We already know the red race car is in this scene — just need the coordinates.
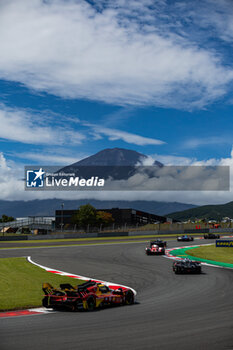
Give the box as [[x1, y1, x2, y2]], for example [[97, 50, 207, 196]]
[[42, 280, 135, 311], [145, 244, 165, 255]]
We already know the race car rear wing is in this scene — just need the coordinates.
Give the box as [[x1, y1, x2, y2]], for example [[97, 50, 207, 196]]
[[77, 280, 97, 291], [42, 280, 98, 296], [42, 283, 54, 295], [60, 283, 76, 291]]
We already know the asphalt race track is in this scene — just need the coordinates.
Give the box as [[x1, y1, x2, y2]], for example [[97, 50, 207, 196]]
[[1, 239, 233, 350]]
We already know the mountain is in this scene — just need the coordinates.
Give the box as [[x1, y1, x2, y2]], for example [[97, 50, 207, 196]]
[[67, 148, 162, 166], [0, 199, 196, 218], [168, 201, 233, 221], [59, 148, 163, 180]]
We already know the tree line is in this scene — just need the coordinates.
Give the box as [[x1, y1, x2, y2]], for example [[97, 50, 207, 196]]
[[0, 214, 14, 223], [71, 204, 114, 228]]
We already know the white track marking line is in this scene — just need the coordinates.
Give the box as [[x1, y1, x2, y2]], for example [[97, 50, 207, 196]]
[[27, 256, 137, 295]]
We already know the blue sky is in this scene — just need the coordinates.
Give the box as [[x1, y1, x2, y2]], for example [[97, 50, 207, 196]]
[[0, 0, 233, 204]]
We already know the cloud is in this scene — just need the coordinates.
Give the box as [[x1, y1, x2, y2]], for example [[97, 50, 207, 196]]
[[183, 136, 231, 149], [0, 104, 164, 147], [0, 0, 232, 109], [86, 124, 165, 146], [13, 152, 84, 165], [148, 154, 196, 166], [0, 104, 85, 145], [179, 0, 233, 43], [101, 165, 228, 191], [0, 153, 24, 199]]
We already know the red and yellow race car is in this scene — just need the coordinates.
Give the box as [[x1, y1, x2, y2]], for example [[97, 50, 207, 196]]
[[42, 280, 135, 311]]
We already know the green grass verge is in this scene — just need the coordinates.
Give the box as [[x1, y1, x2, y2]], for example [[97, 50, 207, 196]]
[[188, 245, 233, 265], [0, 257, 85, 311]]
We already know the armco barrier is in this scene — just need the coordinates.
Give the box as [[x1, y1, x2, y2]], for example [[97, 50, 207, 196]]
[[216, 240, 233, 247], [28, 234, 65, 240], [210, 228, 233, 233], [160, 230, 185, 235], [129, 230, 159, 236], [0, 235, 28, 241], [28, 231, 128, 240], [184, 228, 209, 233], [98, 231, 128, 237], [28, 233, 98, 240], [66, 232, 98, 239]]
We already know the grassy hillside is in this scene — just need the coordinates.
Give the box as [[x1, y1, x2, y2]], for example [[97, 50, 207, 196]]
[[168, 201, 233, 221]]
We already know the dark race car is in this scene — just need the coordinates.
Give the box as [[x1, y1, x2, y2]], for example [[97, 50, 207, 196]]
[[177, 235, 194, 242], [150, 239, 167, 248], [204, 233, 220, 239], [173, 258, 202, 274], [42, 280, 135, 311], [145, 244, 165, 255]]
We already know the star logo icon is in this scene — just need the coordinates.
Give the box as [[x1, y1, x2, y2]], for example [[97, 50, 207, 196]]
[[33, 168, 45, 181]]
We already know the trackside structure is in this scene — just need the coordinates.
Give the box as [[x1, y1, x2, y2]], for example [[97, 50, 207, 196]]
[[55, 208, 174, 230]]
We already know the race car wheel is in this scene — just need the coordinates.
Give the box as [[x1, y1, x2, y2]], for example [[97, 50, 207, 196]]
[[70, 303, 76, 312], [86, 296, 96, 311], [174, 267, 180, 274], [42, 296, 49, 308], [125, 290, 134, 305], [75, 298, 84, 311]]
